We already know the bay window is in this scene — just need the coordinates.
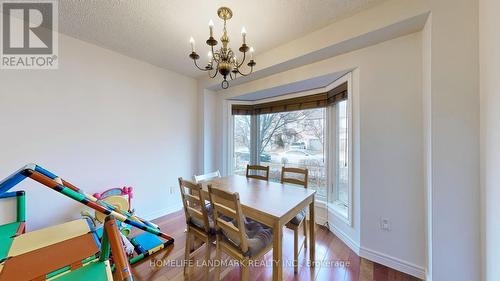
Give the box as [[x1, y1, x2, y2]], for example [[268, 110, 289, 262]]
[[229, 79, 351, 220]]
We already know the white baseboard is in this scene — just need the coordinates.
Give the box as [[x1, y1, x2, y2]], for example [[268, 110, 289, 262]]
[[142, 203, 183, 221], [316, 202, 426, 280], [359, 246, 426, 280], [314, 202, 360, 254], [328, 222, 360, 254]]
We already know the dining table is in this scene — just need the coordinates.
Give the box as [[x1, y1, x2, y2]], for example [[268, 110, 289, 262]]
[[200, 175, 316, 281]]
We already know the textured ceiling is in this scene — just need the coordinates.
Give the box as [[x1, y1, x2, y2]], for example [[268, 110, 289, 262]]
[[59, 0, 385, 77]]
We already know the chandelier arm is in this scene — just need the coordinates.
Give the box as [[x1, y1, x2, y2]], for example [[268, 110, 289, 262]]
[[193, 59, 210, 71], [236, 51, 247, 68], [236, 65, 254, 77], [209, 69, 218, 79], [211, 46, 220, 63], [213, 55, 220, 64], [209, 62, 219, 78]]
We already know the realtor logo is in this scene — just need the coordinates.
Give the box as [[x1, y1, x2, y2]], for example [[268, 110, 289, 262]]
[[1, 0, 58, 69]]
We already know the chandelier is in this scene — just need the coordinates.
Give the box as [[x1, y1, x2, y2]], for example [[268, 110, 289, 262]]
[[188, 7, 256, 89]]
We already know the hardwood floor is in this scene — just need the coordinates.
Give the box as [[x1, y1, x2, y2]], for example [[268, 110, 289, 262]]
[[129, 210, 421, 281]]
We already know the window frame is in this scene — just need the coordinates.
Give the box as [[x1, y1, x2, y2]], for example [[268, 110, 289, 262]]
[[326, 74, 353, 225], [336, 100, 349, 206]]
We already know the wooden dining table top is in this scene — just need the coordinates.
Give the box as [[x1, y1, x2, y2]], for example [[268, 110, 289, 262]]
[[199, 175, 316, 221]]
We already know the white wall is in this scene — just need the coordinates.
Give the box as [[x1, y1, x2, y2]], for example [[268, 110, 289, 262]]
[[480, 0, 500, 280], [422, 14, 433, 280], [357, 33, 424, 277], [0, 33, 198, 230], [427, 1, 480, 280], [201, 89, 221, 174]]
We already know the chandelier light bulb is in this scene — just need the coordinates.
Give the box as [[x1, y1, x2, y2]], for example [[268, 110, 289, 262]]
[[208, 20, 214, 37], [250, 47, 254, 59], [241, 26, 247, 44], [189, 37, 195, 52]]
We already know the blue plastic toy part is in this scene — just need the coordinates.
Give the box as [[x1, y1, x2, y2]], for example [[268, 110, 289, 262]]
[[130, 232, 164, 254]]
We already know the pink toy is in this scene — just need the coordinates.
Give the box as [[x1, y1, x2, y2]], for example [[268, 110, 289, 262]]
[[93, 187, 133, 212]]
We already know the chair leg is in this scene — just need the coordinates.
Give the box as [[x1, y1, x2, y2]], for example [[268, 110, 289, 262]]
[[204, 238, 211, 281], [184, 232, 192, 276], [241, 262, 250, 281], [214, 237, 222, 281], [294, 227, 299, 274], [303, 219, 308, 249]]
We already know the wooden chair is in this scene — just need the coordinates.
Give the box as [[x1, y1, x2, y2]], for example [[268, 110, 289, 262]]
[[245, 164, 270, 181], [194, 170, 221, 183], [281, 167, 309, 274], [208, 185, 274, 281], [178, 177, 215, 280]]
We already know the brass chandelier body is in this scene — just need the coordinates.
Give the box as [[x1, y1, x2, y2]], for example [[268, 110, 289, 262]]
[[189, 7, 255, 89]]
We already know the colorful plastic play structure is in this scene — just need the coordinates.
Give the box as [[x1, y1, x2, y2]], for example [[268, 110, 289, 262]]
[[0, 163, 175, 280], [0, 214, 132, 281], [83, 185, 171, 263]]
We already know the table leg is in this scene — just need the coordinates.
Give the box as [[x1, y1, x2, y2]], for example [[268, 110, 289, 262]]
[[272, 221, 283, 281], [309, 200, 315, 266]]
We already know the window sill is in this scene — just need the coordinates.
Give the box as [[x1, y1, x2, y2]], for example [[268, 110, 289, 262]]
[[313, 199, 350, 226], [327, 201, 350, 226]]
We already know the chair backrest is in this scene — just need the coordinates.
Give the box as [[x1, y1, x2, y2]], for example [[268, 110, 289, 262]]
[[280, 167, 308, 188], [178, 177, 210, 233], [246, 164, 270, 181], [194, 170, 221, 183], [207, 185, 249, 254]]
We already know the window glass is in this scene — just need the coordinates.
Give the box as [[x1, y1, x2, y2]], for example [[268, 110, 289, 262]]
[[336, 100, 349, 205], [233, 115, 251, 176], [257, 109, 326, 198]]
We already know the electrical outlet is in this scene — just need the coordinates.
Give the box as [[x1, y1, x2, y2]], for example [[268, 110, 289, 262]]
[[380, 217, 391, 231]]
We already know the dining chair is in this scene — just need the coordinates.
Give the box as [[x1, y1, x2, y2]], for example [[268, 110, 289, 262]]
[[194, 170, 221, 183], [207, 185, 274, 281], [245, 164, 270, 181], [178, 177, 215, 280], [280, 166, 309, 274]]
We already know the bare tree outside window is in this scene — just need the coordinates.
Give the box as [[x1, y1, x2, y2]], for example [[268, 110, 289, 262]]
[[233, 108, 327, 198]]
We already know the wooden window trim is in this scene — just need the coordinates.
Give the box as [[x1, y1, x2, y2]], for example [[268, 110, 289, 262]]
[[232, 82, 347, 115]]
